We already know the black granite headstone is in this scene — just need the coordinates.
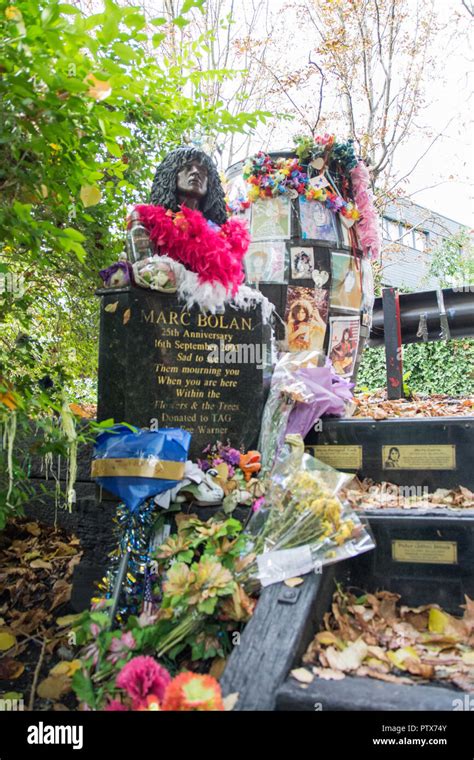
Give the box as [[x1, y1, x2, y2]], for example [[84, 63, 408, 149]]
[[97, 286, 271, 458]]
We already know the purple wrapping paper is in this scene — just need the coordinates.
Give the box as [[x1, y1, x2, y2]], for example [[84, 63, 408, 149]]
[[285, 365, 354, 439]]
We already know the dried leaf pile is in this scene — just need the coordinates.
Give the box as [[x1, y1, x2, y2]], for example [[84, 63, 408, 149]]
[[298, 588, 474, 691], [354, 391, 474, 420], [341, 478, 474, 511], [0, 518, 82, 708]]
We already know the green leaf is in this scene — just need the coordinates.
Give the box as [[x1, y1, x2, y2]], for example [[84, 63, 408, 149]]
[[181, 0, 206, 12], [71, 670, 96, 708], [173, 16, 190, 29], [152, 33, 166, 47], [197, 597, 217, 615]]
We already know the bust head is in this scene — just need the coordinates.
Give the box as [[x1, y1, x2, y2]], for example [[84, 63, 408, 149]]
[[150, 146, 227, 225]]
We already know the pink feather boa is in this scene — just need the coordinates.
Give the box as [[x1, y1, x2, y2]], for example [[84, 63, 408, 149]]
[[350, 161, 381, 260], [135, 204, 249, 294]]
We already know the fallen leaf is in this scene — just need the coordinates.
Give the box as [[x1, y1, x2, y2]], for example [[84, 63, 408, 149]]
[[30, 559, 53, 570], [0, 658, 24, 680], [312, 666, 345, 681], [56, 614, 82, 628], [223, 692, 239, 711], [325, 639, 368, 672], [284, 577, 304, 588], [290, 667, 314, 684], [315, 631, 343, 647], [104, 301, 119, 314], [25, 523, 41, 536], [0, 632, 16, 651], [123, 308, 131, 325], [50, 659, 82, 678], [209, 657, 227, 680], [37, 674, 72, 700], [49, 579, 71, 611]]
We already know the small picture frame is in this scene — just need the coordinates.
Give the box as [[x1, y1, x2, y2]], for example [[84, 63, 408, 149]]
[[244, 241, 288, 284], [285, 286, 328, 352], [328, 316, 361, 378], [329, 251, 362, 313], [250, 197, 291, 240], [290, 246, 314, 279], [299, 198, 337, 243]]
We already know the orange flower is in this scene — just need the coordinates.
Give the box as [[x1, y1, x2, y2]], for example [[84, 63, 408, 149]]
[[162, 672, 224, 711], [239, 451, 261, 482]]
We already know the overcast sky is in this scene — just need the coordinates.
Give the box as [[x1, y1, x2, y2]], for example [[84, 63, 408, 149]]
[[395, 0, 473, 226]]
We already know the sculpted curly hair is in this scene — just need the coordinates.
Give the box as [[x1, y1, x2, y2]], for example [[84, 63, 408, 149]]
[[150, 146, 228, 225]]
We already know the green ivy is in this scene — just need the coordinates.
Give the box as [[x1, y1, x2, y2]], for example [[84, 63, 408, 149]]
[[357, 339, 474, 396]]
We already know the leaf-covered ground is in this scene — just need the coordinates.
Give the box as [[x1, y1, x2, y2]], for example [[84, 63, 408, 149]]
[[354, 391, 474, 419], [293, 588, 474, 692], [0, 518, 82, 710], [342, 479, 474, 510]]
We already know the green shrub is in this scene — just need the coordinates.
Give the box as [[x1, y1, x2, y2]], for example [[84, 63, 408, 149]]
[[357, 339, 474, 396]]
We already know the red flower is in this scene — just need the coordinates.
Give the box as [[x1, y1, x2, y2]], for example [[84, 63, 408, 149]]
[[105, 699, 129, 711], [116, 656, 171, 710], [162, 672, 224, 711]]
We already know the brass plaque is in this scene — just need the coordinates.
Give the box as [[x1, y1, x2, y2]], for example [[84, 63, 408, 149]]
[[392, 540, 458, 565], [382, 445, 456, 470], [306, 445, 362, 470]]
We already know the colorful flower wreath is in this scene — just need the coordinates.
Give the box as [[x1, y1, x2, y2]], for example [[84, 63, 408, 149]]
[[242, 148, 360, 221]]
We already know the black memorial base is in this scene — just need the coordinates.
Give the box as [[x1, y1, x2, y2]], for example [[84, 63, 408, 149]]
[[305, 416, 474, 490], [221, 512, 474, 710], [97, 286, 271, 459]]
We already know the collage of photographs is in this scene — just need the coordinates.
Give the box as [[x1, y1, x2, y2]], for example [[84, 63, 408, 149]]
[[242, 192, 363, 379]]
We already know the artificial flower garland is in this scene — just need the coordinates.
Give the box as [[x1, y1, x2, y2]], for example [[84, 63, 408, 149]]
[[241, 149, 360, 221], [135, 203, 249, 295]]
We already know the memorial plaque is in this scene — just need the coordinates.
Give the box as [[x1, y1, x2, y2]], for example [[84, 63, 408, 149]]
[[97, 287, 271, 458]]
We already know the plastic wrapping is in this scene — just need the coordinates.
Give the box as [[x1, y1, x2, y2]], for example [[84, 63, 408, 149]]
[[257, 350, 326, 475], [240, 434, 375, 588], [132, 256, 178, 293], [257, 350, 353, 475], [361, 256, 375, 329], [91, 424, 191, 512]]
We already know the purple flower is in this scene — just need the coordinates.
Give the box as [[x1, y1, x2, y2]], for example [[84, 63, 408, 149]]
[[107, 631, 136, 664], [225, 448, 241, 466], [99, 261, 132, 288], [252, 496, 265, 513]]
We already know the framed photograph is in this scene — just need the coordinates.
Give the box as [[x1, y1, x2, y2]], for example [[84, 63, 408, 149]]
[[285, 286, 328, 352], [250, 197, 291, 240], [299, 198, 337, 243], [328, 316, 360, 378], [290, 246, 314, 279], [329, 251, 362, 312], [341, 217, 360, 248], [244, 241, 288, 284]]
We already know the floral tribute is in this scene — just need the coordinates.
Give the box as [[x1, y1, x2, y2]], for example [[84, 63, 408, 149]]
[[70, 511, 256, 710], [241, 135, 361, 223], [105, 656, 224, 711], [197, 441, 264, 512]]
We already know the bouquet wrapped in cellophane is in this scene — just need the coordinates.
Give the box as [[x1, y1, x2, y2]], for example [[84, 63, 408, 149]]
[[257, 350, 355, 477], [238, 434, 375, 589]]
